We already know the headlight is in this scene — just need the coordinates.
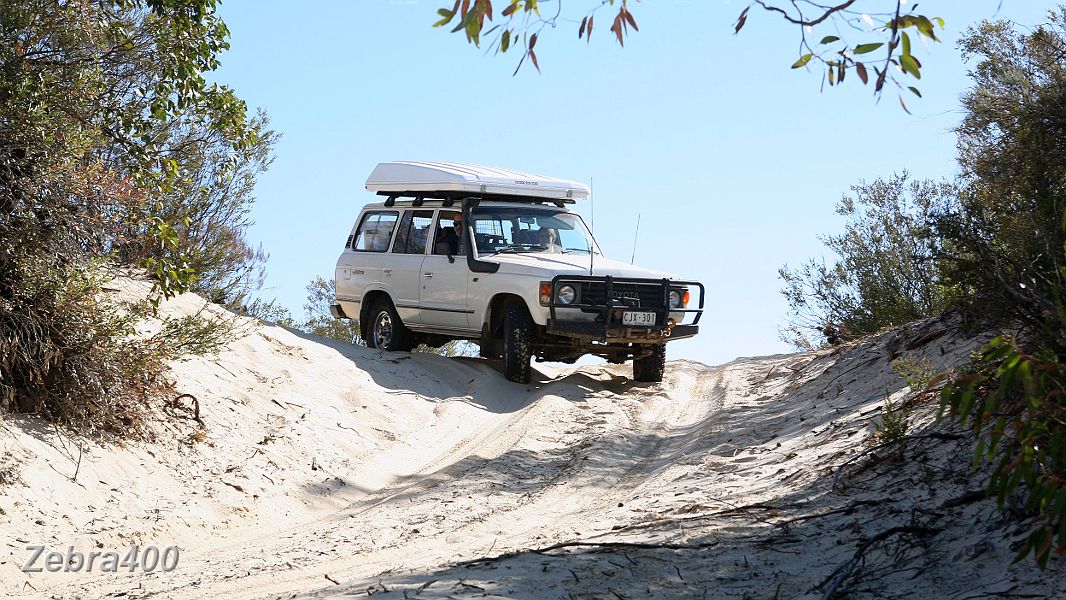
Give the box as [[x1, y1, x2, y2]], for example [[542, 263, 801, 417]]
[[557, 285, 576, 305], [669, 289, 690, 309]]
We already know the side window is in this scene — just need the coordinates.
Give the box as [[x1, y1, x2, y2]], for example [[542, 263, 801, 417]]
[[352, 211, 398, 252], [432, 211, 465, 255], [393, 210, 434, 255]]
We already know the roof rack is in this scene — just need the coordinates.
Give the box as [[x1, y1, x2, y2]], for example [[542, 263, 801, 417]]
[[366, 161, 589, 204], [379, 191, 571, 208]]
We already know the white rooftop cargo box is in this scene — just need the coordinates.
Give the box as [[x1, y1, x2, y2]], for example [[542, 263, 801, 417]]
[[365, 161, 590, 201]]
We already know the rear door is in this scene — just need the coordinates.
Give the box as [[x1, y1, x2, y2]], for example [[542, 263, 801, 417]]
[[387, 209, 434, 325]]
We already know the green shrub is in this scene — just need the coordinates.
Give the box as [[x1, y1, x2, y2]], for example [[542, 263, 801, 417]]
[[941, 337, 1066, 568], [779, 173, 959, 348], [876, 395, 911, 444], [892, 354, 938, 392], [2, 266, 143, 434], [0, 265, 232, 436], [934, 11, 1066, 569], [241, 297, 295, 325], [153, 310, 248, 357], [298, 276, 362, 346]]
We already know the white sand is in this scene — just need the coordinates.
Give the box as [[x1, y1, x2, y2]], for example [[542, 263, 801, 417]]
[[1, 279, 1062, 598]]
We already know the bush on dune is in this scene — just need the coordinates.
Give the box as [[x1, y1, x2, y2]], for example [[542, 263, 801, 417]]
[[0, 1, 271, 435]]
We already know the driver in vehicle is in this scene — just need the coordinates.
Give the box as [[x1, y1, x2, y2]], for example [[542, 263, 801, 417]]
[[434, 211, 465, 258]]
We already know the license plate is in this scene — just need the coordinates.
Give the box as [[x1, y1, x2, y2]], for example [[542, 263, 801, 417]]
[[622, 311, 656, 326]]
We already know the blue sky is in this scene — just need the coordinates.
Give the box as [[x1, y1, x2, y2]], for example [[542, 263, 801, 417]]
[[212, 1, 1055, 366]]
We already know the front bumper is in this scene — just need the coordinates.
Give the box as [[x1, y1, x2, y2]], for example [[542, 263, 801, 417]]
[[546, 318, 699, 342], [545, 275, 704, 343]]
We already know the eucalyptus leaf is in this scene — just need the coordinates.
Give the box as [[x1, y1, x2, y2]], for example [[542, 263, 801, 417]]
[[791, 53, 813, 69], [853, 42, 884, 55]]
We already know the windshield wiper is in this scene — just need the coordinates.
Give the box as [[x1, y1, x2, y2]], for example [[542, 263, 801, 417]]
[[484, 244, 533, 256]]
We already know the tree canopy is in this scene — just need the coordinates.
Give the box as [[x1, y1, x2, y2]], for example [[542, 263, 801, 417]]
[[432, 1, 943, 109]]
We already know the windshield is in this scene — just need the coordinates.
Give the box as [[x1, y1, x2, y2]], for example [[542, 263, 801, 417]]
[[470, 206, 601, 256]]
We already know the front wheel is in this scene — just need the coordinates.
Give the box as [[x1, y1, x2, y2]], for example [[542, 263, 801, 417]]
[[367, 298, 414, 352], [502, 302, 533, 384], [633, 343, 666, 383]]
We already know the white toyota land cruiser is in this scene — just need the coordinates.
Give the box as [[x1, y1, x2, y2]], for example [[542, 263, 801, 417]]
[[332, 161, 704, 384]]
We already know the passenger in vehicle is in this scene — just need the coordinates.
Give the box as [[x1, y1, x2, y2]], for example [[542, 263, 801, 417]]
[[535, 227, 561, 252], [413, 225, 429, 253], [368, 227, 390, 251]]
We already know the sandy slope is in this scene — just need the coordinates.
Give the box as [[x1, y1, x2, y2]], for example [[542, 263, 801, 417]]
[[1, 280, 1063, 599]]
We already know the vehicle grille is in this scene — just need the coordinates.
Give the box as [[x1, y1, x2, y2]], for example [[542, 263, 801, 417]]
[[579, 282, 665, 308]]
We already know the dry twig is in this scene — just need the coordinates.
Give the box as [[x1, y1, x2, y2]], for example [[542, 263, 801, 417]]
[[814, 525, 939, 599]]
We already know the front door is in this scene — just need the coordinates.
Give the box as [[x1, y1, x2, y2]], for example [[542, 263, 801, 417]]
[[419, 210, 472, 330]]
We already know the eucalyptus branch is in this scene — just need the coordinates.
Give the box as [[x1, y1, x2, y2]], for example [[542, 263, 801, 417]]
[[753, 0, 858, 27]]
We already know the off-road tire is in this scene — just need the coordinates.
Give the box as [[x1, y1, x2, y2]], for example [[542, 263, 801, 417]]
[[502, 302, 533, 384], [367, 298, 414, 352], [633, 343, 666, 383]]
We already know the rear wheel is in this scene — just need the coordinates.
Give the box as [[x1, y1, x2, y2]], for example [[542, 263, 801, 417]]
[[367, 298, 414, 352], [502, 302, 533, 384], [633, 343, 666, 383]]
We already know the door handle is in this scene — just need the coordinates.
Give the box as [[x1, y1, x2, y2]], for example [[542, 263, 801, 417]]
[[423, 272, 433, 278], [383, 269, 392, 276]]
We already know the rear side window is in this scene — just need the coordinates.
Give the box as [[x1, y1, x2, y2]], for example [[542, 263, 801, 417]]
[[351, 211, 398, 252], [393, 210, 435, 255]]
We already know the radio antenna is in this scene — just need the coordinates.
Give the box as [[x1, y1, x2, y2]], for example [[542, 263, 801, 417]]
[[588, 178, 595, 276], [630, 213, 641, 265], [589, 239, 594, 275]]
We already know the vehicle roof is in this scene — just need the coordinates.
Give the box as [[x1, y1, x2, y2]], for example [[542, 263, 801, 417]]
[[365, 161, 590, 201]]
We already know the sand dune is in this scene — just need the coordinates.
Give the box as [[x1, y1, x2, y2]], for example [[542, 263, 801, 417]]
[[1, 282, 1063, 599]]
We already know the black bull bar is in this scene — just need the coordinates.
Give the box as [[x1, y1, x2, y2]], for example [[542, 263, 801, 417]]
[[546, 275, 705, 342]]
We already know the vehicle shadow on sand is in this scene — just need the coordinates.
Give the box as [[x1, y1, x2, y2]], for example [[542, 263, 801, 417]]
[[281, 325, 655, 414]]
